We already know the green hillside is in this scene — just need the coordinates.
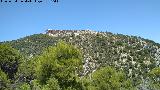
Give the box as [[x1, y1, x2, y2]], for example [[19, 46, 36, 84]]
[[0, 30, 160, 90]]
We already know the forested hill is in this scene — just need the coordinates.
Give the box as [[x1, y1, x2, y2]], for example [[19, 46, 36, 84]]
[[1, 30, 160, 90], [2, 30, 160, 75]]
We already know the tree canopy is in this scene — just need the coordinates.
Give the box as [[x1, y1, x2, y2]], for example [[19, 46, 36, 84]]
[[0, 44, 22, 79], [34, 41, 83, 89]]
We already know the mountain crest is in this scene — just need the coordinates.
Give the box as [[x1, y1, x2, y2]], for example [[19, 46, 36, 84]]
[[45, 29, 98, 37]]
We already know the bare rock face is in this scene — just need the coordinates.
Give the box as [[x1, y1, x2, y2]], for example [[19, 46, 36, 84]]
[[45, 29, 98, 37]]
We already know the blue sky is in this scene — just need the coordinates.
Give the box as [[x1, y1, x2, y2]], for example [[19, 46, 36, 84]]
[[0, 0, 160, 43]]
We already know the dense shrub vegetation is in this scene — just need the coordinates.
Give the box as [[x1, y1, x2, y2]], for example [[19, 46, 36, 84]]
[[0, 30, 160, 90]]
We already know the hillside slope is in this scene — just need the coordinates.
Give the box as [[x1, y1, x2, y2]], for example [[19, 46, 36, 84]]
[[1, 30, 160, 83]]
